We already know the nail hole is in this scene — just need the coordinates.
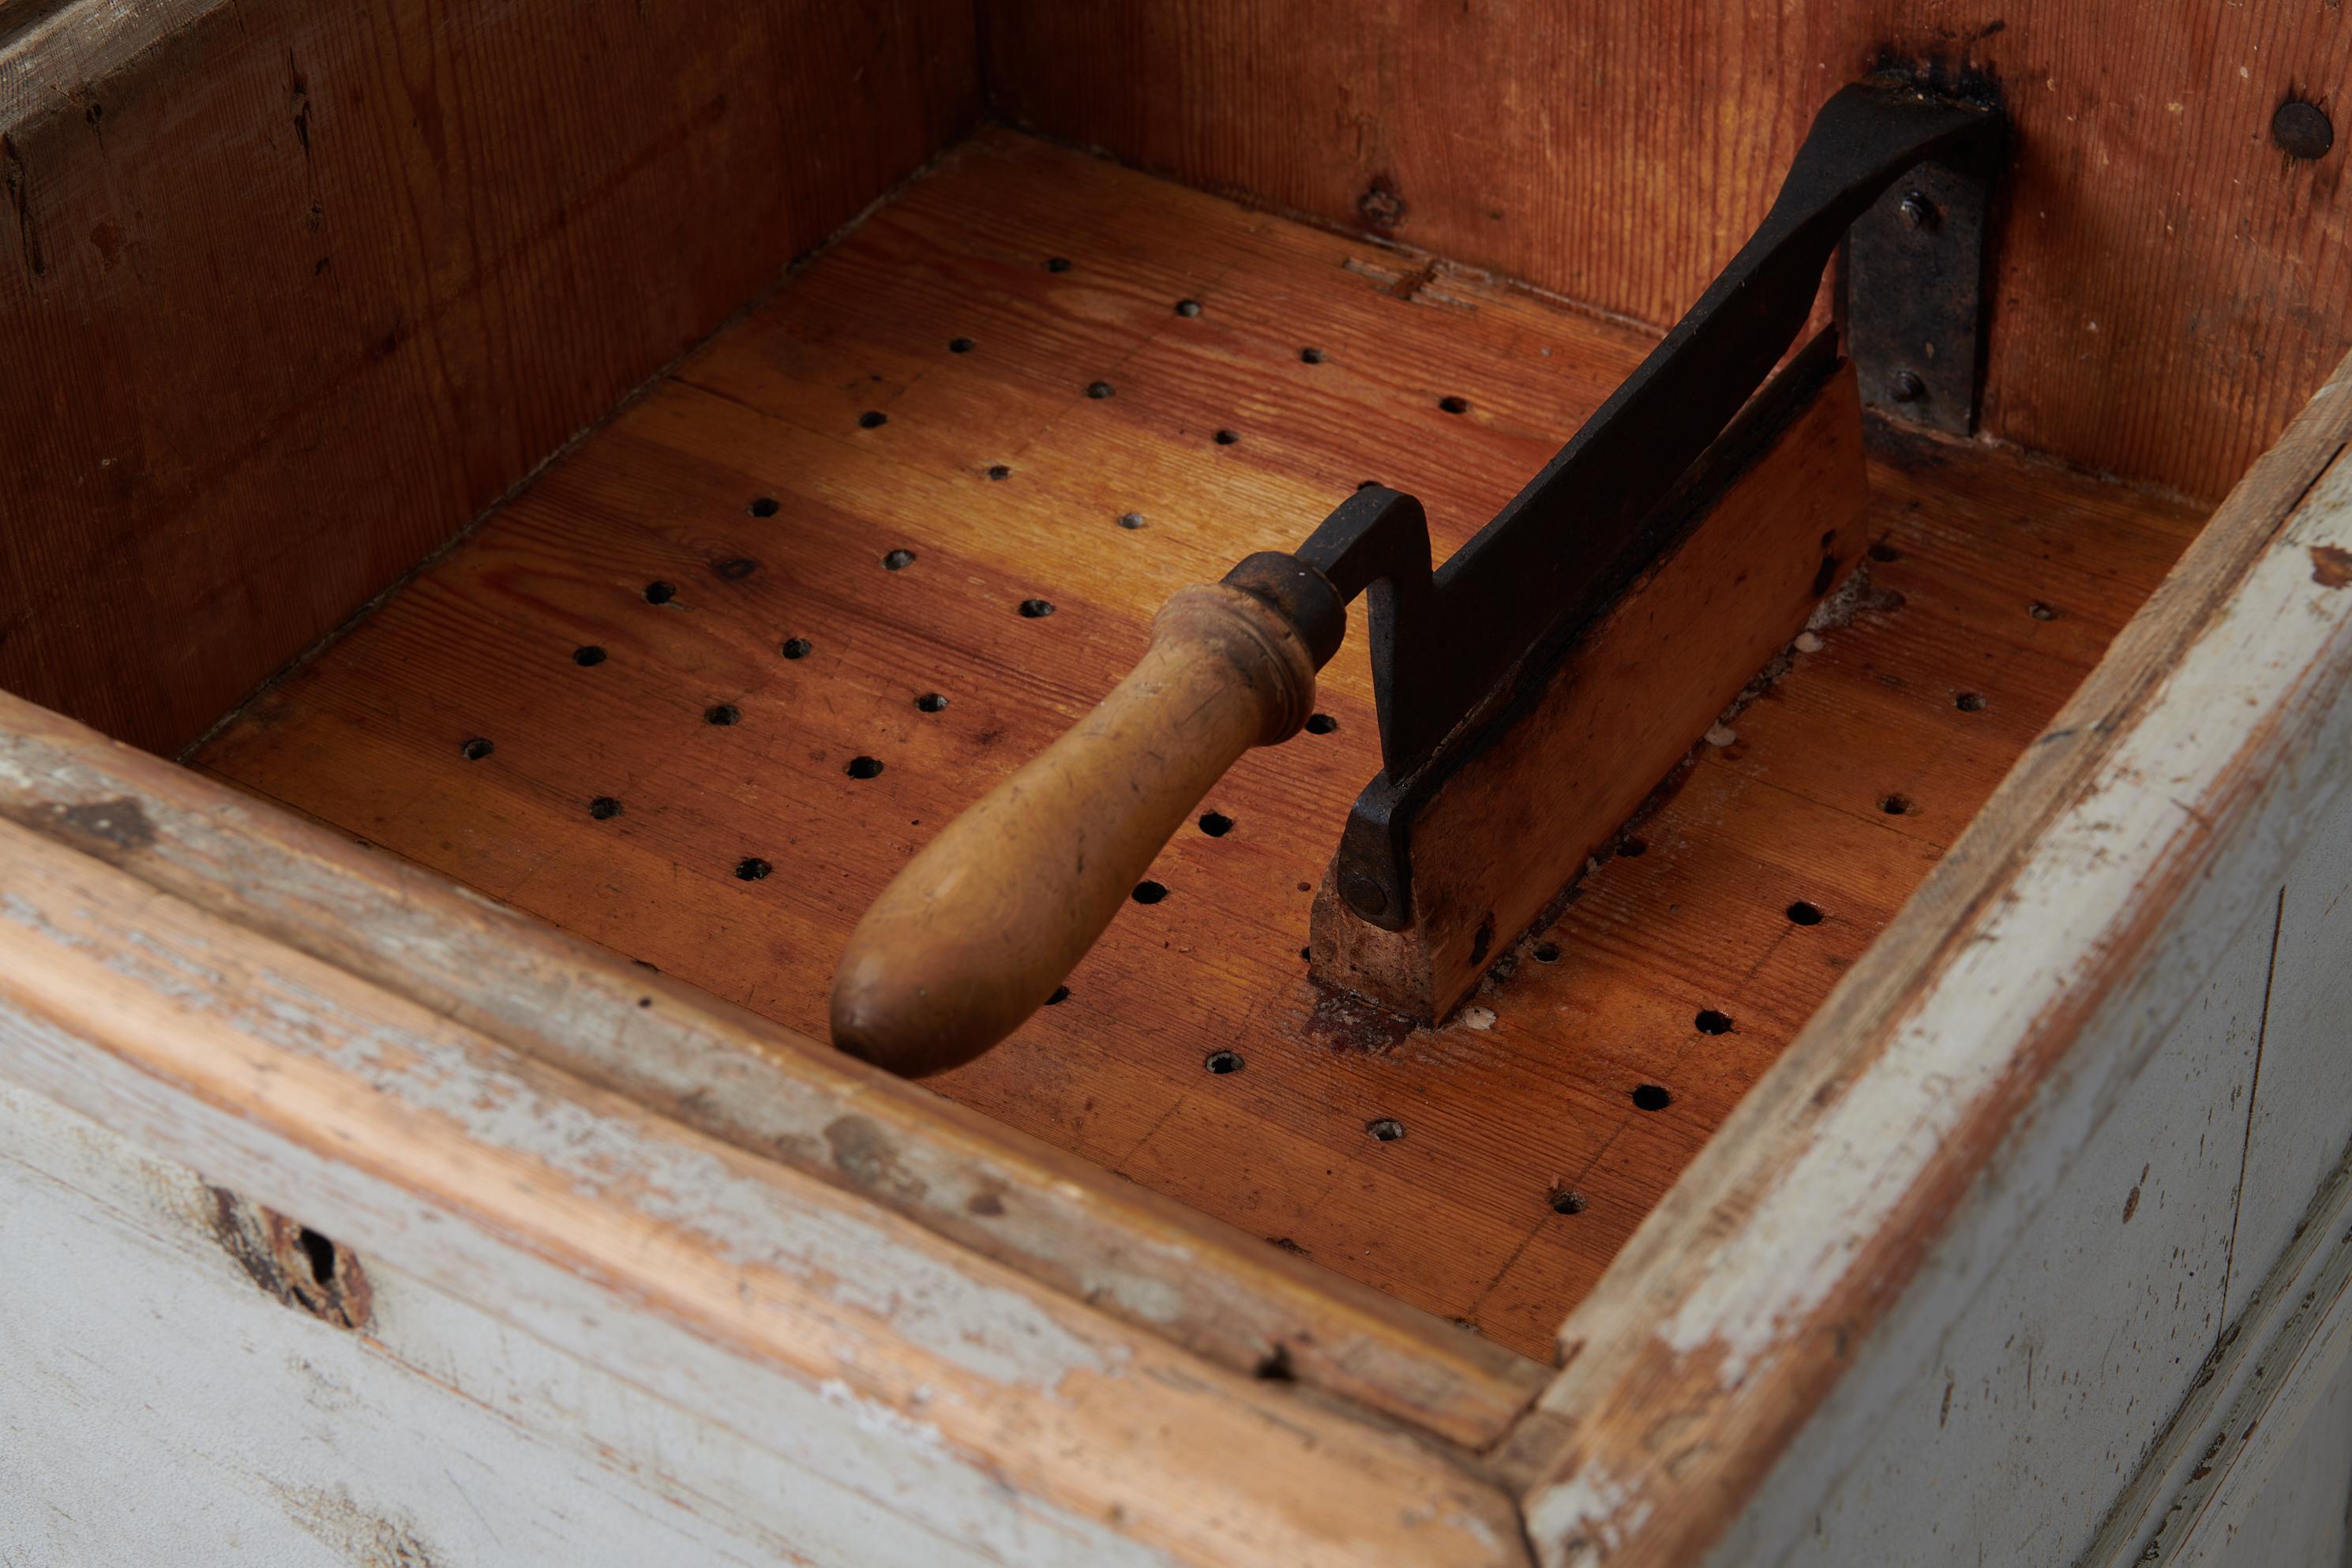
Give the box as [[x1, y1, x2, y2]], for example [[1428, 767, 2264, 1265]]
[[1881, 793, 1914, 816], [846, 756, 884, 779], [713, 557, 758, 581], [1045, 256, 1072, 272], [572, 645, 606, 666], [589, 796, 622, 820], [987, 463, 1012, 480], [748, 497, 780, 518], [2028, 601, 2058, 621], [1300, 347, 1326, 364], [298, 1225, 338, 1285], [1198, 810, 1234, 837], [1304, 713, 1337, 734], [1532, 941, 1562, 963], [883, 549, 917, 570], [1131, 880, 1168, 904], [1175, 298, 1202, 317], [1254, 1345, 1296, 1382], [1214, 429, 1240, 445], [734, 857, 771, 880], [1300, 946, 1311, 961], [1547, 1188, 1587, 1216], [643, 580, 676, 604], [1366, 1117, 1405, 1142], [1955, 692, 1986, 712], [1694, 1009, 1734, 1035], [1117, 511, 1146, 530], [1619, 835, 1649, 857], [460, 737, 493, 761], [1869, 541, 1900, 563], [1438, 395, 1469, 415], [1206, 1049, 1244, 1075], [1018, 598, 1056, 618], [914, 692, 949, 713], [704, 703, 740, 726], [858, 411, 887, 430], [1631, 1084, 1673, 1112], [1046, 985, 1071, 1005], [948, 336, 975, 353], [1086, 381, 1114, 400], [781, 637, 813, 659], [1786, 900, 1824, 925]]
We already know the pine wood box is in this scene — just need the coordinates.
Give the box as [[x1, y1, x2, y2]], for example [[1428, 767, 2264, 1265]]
[[6, 4, 2352, 1565]]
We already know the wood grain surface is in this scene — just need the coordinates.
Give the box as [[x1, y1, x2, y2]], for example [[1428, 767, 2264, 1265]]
[[193, 129, 2205, 1359], [983, 0, 2352, 503], [0, 0, 975, 755]]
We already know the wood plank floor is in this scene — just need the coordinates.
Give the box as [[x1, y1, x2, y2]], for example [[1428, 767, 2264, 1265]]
[[194, 129, 2206, 1360]]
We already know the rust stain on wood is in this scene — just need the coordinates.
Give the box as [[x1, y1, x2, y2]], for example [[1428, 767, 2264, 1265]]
[[2310, 545, 2352, 587]]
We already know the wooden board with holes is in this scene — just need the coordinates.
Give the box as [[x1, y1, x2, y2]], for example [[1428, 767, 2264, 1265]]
[[192, 129, 2204, 1360]]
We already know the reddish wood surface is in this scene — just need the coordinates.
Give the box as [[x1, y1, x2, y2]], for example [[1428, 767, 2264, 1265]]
[[984, 0, 2352, 504], [194, 130, 2204, 1358], [1, 0, 975, 755]]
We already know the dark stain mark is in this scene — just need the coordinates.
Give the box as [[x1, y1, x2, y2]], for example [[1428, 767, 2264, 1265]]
[[1940, 1379, 1954, 1426], [1268, 1236, 1311, 1256], [965, 1186, 1007, 1217], [2124, 1161, 2150, 1223], [2311, 545, 2352, 587], [6, 133, 45, 278], [5, 796, 157, 865], [289, 51, 312, 158], [1469, 912, 1496, 966], [207, 1186, 372, 1330], [712, 556, 758, 581], [1358, 175, 1406, 231], [823, 1114, 928, 1204], [1300, 981, 1419, 1054]]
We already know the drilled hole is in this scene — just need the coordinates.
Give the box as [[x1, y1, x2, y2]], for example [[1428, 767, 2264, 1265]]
[[1304, 713, 1337, 734], [1086, 381, 1114, 400], [987, 463, 1012, 481], [915, 692, 948, 713], [1214, 429, 1240, 445], [1131, 880, 1168, 905], [858, 411, 887, 430], [1175, 298, 1202, 317], [1045, 256, 1072, 272], [1547, 1189, 1587, 1216], [781, 637, 813, 659], [1117, 511, 1146, 530], [1694, 1009, 1734, 1035], [643, 580, 676, 604], [1631, 1084, 1673, 1112], [1619, 836, 1649, 857], [734, 857, 771, 880], [1018, 598, 1056, 618], [1046, 985, 1071, 1006], [1198, 810, 1234, 837], [713, 557, 757, 581], [1955, 692, 1986, 712], [2028, 600, 2059, 621], [1532, 941, 1562, 963], [1206, 1049, 1244, 1075], [460, 737, 493, 761], [1300, 347, 1326, 364], [298, 1225, 338, 1285], [883, 549, 917, 570], [1868, 540, 1900, 562], [589, 796, 622, 820], [1439, 395, 1469, 415], [748, 497, 779, 518], [572, 645, 606, 666], [1366, 1117, 1405, 1142], [1255, 1345, 1297, 1382], [1881, 793, 1914, 816], [1786, 900, 1824, 926], [704, 703, 740, 726], [846, 756, 884, 779], [948, 336, 975, 353]]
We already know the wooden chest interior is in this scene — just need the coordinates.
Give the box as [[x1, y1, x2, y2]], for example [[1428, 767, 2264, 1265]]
[[6, 0, 2324, 1368]]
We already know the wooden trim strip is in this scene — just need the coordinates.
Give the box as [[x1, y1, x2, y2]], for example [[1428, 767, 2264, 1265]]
[[0, 688, 1545, 1447], [0, 815, 1529, 1568], [1508, 357, 2352, 1564]]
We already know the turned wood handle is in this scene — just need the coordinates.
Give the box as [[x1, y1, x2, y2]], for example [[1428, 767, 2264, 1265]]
[[831, 583, 1319, 1077]]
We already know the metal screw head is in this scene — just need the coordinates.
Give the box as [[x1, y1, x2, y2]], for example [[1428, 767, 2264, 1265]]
[[1888, 370, 1927, 404], [2275, 99, 2335, 160], [1340, 872, 1390, 918], [1897, 190, 1937, 229]]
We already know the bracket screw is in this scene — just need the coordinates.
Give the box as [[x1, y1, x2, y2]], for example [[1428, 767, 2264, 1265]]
[[1340, 872, 1390, 918], [2274, 99, 2335, 161], [1888, 370, 1927, 404], [1897, 191, 1937, 230]]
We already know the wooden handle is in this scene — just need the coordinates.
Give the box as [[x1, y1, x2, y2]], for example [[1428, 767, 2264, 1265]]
[[831, 583, 1318, 1077]]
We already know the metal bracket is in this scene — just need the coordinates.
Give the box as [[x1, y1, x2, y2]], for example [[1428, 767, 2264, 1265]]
[[1221, 75, 2005, 930]]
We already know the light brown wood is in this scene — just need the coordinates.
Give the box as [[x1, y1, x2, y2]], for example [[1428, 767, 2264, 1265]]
[[0, 684, 1543, 1447], [0, 0, 975, 755], [1313, 350, 1868, 1022], [192, 129, 2205, 1359], [835, 582, 1319, 1075], [982, 1, 2352, 502]]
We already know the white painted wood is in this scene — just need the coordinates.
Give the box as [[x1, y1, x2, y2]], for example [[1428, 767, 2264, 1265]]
[[2188, 1354, 2352, 1568]]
